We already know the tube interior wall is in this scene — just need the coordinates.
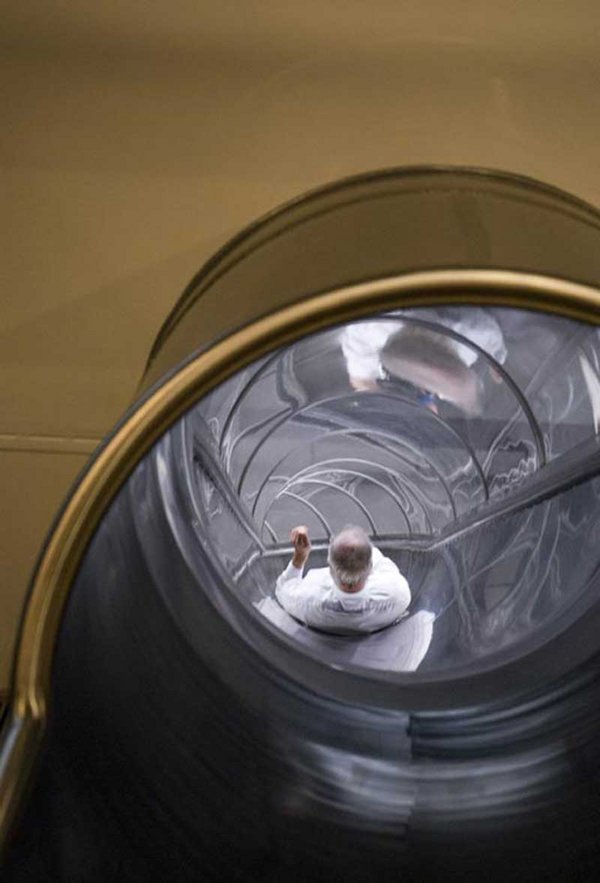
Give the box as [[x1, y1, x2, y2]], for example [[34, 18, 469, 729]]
[[6, 305, 600, 882], [181, 305, 600, 676]]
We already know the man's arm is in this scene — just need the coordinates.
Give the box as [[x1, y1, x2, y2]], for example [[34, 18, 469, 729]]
[[275, 526, 313, 620], [290, 525, 311, 569]]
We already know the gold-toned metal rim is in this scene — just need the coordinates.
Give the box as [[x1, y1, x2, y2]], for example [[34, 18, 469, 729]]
[[1, 268, 600, 846], [147, 164, 600, 370]]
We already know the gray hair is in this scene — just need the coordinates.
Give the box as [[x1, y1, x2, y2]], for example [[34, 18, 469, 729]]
[[328, 525, 373, 588]]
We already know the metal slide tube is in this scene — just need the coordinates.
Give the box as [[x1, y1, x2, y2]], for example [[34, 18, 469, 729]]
[[2, 168, 600, 882]]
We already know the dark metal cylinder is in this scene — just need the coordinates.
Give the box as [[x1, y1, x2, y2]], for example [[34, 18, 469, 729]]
[[2, 168, 600, 882]]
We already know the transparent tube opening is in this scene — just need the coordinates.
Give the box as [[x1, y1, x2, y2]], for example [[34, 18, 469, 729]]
[[128, 303, 600, 680]]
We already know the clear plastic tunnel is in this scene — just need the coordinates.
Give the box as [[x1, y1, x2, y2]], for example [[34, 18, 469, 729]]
[[174, 305, 600, 676], [3, 168, 600, 882]]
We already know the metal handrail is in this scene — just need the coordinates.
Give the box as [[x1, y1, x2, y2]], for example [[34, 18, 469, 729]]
[[236, 390, 490, 500], [268, 428, 461, 518], [275, 477, 378, 533], [263, 465, 416, 536]]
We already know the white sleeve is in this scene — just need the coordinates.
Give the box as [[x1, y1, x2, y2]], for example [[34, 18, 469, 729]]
[[275, 564, 332, 625], [275, 562, 311, 621], [339, 321, 401, 381], [275, 561, 304, 593], [444, 309, 508, 367]]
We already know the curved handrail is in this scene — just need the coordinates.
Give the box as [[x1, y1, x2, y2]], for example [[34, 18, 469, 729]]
[[236, 390, 490, 501], [274, 477, 378, 534], [276, 490, 333, 538], [293, 428, 461, 519], [264, 465, 421, 536], [210, 314, 545, 484]]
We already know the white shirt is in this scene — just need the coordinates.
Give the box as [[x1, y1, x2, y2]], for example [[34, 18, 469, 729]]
[[275, 547, 411, 635]]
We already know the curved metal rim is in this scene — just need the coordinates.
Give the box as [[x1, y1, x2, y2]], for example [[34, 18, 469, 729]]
[[2, 269, 600, 846], [145, 164, 600, 373]]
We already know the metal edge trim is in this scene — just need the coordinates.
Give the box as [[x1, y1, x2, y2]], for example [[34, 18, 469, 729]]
[[145, 165, 600, 372], [1, 268, 599, 849]]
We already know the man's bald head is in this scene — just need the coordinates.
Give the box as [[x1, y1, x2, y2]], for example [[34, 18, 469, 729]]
[[328, 526, 373, 592]]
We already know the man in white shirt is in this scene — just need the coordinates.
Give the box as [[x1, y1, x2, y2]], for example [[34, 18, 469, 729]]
[[340, 307, 507, 414], [275, 524, 411, 635], [340, 307, 507, 386]]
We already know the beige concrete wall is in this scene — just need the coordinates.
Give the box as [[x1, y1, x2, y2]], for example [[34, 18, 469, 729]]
[[2, 1, 600, 690]]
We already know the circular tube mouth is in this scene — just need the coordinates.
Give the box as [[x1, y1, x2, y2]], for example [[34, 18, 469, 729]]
[[166, 308, 593, 682], [7, 272, 600, 724]]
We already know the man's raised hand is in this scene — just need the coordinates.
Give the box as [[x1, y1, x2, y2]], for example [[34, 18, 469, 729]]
[[290, 525, 311, 569]]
